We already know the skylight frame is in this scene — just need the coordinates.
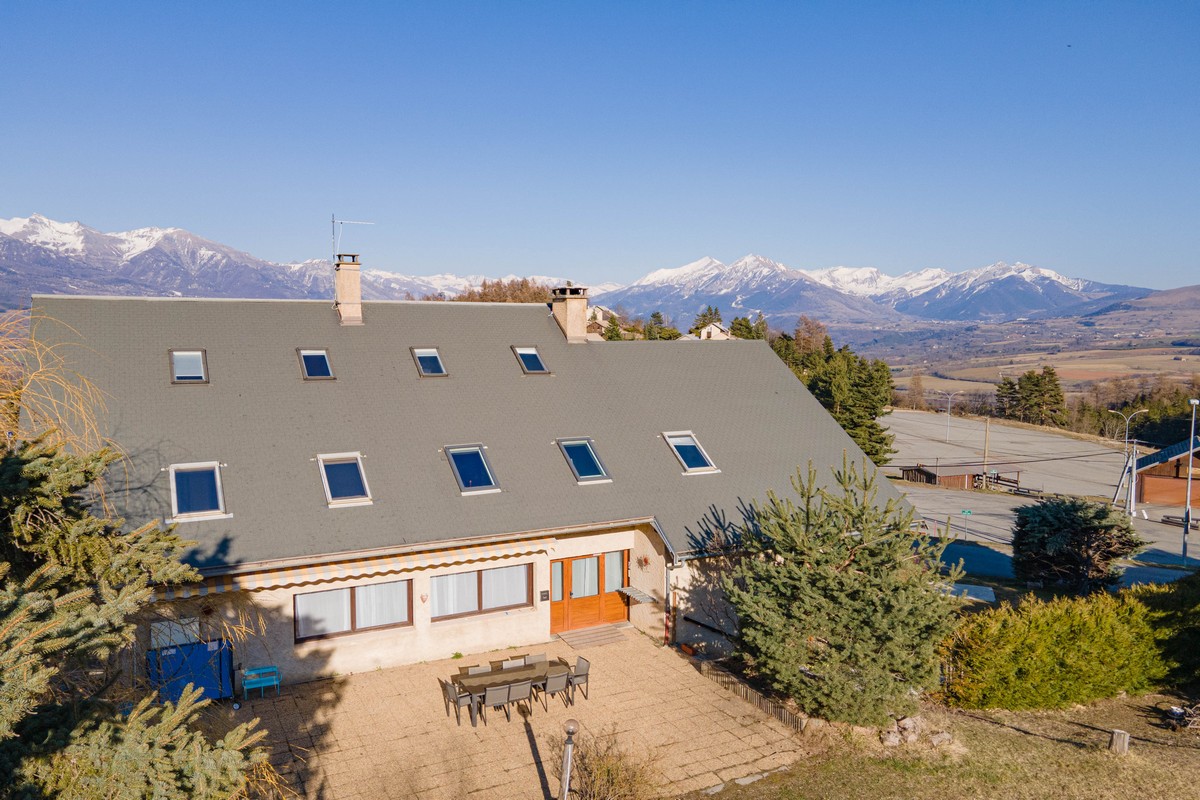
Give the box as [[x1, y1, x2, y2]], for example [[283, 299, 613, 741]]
[[297, 348, 335, 380], [317, 452, 373, 507], [169, 349, 209, 384], [168, 461, 231, 522], [511, 346, 550, 375], [663, 431, 720, 475], [444, 444, 501, 495], [410, 347, 448, 377], [556, 437, 612, 484]]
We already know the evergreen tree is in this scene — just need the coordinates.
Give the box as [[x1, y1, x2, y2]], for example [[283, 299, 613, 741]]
[[725, 461, 961, 726], [1012, 498, 1145, 594], [644, 311, 681, 341], [688, 306, 722, 335], [728, 313, 767, 340], [602, 314, 624, 341], [799, 340, 896, 465], [1014, 366, 1066, 426], [995, 375, 1019, 419]]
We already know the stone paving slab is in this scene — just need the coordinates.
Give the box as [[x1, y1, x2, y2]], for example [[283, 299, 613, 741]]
[[219, 628, 807, 798]]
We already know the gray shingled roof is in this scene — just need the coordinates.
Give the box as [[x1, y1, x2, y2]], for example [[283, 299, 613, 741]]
[[31, 295, 902, 573]]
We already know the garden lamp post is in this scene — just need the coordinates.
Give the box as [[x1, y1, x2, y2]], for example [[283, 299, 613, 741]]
[[1184, 398, 1199, 564], [559, 718, 579, 800], [1108, 408, 1147, 514], [934, 390, 963, 443]]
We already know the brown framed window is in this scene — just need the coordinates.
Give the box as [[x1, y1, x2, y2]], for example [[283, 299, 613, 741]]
[[430, 563, 533, 621], [294, 579, 413, 642]]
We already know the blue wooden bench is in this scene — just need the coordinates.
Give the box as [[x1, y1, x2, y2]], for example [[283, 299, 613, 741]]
[[242, 666, 281, 699]]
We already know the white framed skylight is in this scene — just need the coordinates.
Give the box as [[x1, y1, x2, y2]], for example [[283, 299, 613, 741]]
[[663, 431, 719, 474], [298, 348, 334, 380], [317, 452, 372, 507], [557, 437, 611, 484], [445, 445, 500, 495], [512, 346, 549, 374], [169, 349, 208, 384], [168, 461, 230, 521], [411, 347, 447, 377]]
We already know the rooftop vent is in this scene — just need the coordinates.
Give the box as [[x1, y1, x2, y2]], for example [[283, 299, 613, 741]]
[[550, 285, 588, 343], [334, 254, 363, 326]]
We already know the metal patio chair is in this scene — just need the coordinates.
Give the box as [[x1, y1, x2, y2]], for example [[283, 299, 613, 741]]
[[439, 678, 474, 726], [507, 679, 534, 717], [481, 684, 511, 724], [538, 671, 571, 710], [569, 656, 590, 702], [467, 664, 492, 676]]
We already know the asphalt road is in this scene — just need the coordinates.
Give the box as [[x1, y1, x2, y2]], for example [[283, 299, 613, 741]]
[[887, 410, 1196, 585]]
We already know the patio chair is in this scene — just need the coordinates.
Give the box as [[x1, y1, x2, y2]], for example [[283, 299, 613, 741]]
[[507, 679, 534, 717], [501, 658, 525, 670], [525, 653, 548, 665], [467, 664, 492, 676], [439, 678, 474, 726], [569, 656, 590, 701], [537, 671, 571, 710], [481, 684, 511, 724]]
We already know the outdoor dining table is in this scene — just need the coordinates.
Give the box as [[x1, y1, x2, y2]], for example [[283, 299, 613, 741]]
[[452, 658, 570, 727]]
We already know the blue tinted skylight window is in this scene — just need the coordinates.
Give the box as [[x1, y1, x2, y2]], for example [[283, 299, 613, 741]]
[[559, 439, 608, 482], [413, 348, 446, 376], [171, 350, 207, 383], [666, 433, 716, 473], [318, 454, 371, 505], [300, 350, 333, 379], [170, 463, 226, 519], [513, 346, 548, 374], [447, 446, 498, 492]]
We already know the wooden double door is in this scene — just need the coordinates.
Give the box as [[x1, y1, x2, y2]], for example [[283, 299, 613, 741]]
[[550, 550, 628, 634]]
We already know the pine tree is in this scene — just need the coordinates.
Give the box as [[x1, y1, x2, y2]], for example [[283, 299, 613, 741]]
[[1012, 497, 1145, 593], [644, 311, 681, 341], [688, 306, 722, 335], [801, 343, 896, 465], [725, 460, 961, 726], [728, 313, 767, 340], [995, 375, 1019, 419], [603, 314, 624, 341]]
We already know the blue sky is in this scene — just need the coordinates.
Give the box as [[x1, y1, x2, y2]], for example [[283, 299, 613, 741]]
[[1, 1, 1196, 288]]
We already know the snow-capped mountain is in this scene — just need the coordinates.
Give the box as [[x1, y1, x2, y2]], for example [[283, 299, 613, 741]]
[[599, 254, 898, 328], [0, 214, 570, 310], [802, 266, 953, 303], [893, 261, 1150, 320]]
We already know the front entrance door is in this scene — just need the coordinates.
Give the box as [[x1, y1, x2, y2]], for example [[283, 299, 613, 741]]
[[550, 550, 628, 633]]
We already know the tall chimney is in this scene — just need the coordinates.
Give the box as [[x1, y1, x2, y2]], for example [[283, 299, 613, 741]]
[[551, 285, 589, 343], [334, 254, 363, 326]]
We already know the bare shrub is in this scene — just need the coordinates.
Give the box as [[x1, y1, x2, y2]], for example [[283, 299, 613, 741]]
[[549, 726, 660, 800]]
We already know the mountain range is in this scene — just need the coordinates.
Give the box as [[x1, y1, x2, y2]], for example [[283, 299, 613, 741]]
[[0, 214, 1158, 330]]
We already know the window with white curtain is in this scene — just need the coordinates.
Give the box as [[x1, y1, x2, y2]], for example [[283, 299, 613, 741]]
[[295, 588, 351, 640], [604, 551, 625, 593], [482, 564, 530, 609], [572, 556, 599, 598], [431, 564, 533, 620], [355, 581, 410, 629], [294, 579, 411, 641]]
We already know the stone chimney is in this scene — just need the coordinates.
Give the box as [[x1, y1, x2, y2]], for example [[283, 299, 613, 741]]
[[550, 285, 589, 343], [334, 254, 363, 326]]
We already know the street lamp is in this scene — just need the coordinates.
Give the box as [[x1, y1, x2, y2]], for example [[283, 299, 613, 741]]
[[1108, 408, 1147, 514], [559, 718, 579, 800], [1184, 398, 1199, 564], [934, 390, 964, 443]]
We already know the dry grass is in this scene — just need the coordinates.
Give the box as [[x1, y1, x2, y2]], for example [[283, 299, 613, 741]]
[[679, 696, 1200, 800]]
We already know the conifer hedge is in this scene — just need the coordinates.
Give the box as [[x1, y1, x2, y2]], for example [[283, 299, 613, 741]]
[[939, 593, 1164, 710]]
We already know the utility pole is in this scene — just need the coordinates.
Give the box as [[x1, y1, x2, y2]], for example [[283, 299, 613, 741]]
[[1108, 408, 1147, 514], [934, 390, 964, 444]]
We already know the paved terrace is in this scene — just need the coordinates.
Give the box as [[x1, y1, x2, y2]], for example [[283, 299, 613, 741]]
[[220, 628, 806, 799]]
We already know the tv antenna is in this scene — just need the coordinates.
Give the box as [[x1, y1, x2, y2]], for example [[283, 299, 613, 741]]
[[331, 215, 375, 262]]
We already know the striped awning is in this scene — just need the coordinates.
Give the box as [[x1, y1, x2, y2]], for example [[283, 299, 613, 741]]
[[156, 538, 553, 601]]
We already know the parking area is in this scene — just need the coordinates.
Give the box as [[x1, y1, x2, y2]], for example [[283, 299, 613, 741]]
[[223, 627, 806, 799]]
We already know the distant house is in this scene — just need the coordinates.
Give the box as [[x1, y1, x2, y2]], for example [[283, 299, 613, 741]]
[[1135, 436, 1200, 504], [684, 322, 732, 341], [29, 259, 897, 685]]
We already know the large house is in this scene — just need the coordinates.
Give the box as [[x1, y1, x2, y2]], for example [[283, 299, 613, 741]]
[[29, 256, 898, 686]]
